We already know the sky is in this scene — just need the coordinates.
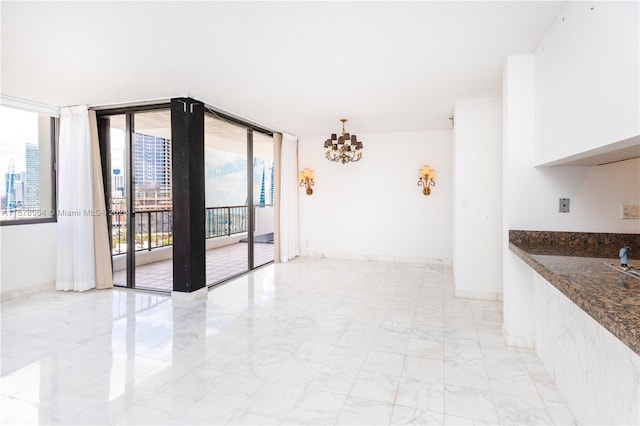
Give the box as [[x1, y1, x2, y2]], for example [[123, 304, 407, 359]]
[[0, 106, 37, 172], [0, 106, 39, 195]]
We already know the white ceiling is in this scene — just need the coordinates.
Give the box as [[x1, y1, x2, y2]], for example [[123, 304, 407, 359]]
[[1, 1, 563, 137]]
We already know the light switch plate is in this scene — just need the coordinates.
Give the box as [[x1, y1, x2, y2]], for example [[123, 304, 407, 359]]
[[559, 198, 570, 213], [621, 204, 640, 220]]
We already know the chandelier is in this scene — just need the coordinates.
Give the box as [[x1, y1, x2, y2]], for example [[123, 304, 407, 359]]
[[323, 119, 364, 164]]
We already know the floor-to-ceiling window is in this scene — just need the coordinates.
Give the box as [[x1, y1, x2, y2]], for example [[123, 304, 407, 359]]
[[99, 101, 275, 292]]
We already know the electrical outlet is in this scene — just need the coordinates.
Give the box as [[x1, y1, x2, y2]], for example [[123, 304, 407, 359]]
[[621, 204, 640, 220], [559, 198, 570, 213]]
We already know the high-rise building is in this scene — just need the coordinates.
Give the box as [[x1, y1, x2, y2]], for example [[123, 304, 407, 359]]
[[204, 149, 247, 208], [269, 164, 274, 205], [14, 174, 25, 207], [111, 168, 125, 199], [3, 159, 24, 210], [259, 167, 266, 205], [5, 172, 26, 208], [4, 171, 17, 209], [133, 133, 172, 210], [24, 143, 39, 209]]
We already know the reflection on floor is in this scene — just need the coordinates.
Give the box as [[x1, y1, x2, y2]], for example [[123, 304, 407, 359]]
[[113, 242, 274, 292], [1, 258, 575, 425]]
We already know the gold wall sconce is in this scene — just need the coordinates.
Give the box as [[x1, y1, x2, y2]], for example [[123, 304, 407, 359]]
[[299, 168, 315, 195], [418, 165, 436, 196]]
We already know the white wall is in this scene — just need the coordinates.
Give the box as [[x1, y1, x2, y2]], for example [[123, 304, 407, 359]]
[[0, 222, 57, 298], [534, 1, 640, 165], [508, 54, 640, 235], [512, 158, 640, 233], [453, 98, 503, 299], [503, 54, 537, 346], [298, 129, 452, 263]]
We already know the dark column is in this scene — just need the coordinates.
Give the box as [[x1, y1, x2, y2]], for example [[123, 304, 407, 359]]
[[126, 113, 135, 288], [247, 129, 255, 270], [171, 98, 205, 293]]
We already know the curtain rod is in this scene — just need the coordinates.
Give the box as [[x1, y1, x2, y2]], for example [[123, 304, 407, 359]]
[[0, 94, 60, 117], [88, 96, 174, 111]]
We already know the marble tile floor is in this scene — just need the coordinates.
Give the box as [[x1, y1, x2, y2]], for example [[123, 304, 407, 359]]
[[113, 242, 274, 292], [1, 257, 576, 425]]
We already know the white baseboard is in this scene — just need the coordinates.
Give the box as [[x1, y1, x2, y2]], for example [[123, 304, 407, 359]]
[[1, 281, 55, 302], [171, 286, 208, 305], [454, 289, 502, 301], [299, 251, 452, 266], [502, 323, 534, 349]]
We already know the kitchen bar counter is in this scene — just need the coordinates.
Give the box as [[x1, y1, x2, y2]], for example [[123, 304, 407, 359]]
[[509, 235, 640, 356], [508, 230, 640, 424]]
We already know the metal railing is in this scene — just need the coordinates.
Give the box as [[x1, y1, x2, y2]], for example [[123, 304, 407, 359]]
[[111, 211, 128, 255], [110, 205, 272, 255], [110, 209, 173, 254], [135, 209, 173, 252], [205, 205, 248, 239]]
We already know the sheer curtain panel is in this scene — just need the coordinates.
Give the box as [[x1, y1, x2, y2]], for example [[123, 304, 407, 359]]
[[56, 105, 96, 291], [279, 133, 299, 262], [273, 133, 282, 263]]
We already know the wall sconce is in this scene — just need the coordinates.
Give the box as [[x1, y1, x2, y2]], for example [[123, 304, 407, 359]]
[[299, 168, 315, 195], [418, 165, 436, 196]]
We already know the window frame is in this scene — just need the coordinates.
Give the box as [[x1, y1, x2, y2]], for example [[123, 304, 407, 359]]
[[0, 113, 58, 227]]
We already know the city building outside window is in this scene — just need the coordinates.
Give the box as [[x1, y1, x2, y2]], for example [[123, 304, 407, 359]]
[[0, 105, 57, 224]]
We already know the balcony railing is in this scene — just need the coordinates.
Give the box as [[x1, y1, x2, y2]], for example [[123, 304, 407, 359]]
[[110, 205, 271, 255], [205, 205, 248, 239]]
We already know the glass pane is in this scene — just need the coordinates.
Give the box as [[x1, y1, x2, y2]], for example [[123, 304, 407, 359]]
[[108, 114, 127, 286], [133, 110, 173, 291], [252, 132, 274, 267], [0, 106, 54, 221], [205, 114, 249, 285]]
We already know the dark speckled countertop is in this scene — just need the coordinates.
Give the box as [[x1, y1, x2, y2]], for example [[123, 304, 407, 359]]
[[509, 230, 640, 356]]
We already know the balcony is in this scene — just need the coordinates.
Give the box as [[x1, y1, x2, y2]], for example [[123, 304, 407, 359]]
[[111, 205, 274, 291]]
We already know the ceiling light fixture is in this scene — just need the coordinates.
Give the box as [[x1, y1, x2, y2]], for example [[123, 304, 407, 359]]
[[323, 119, 364, 164]]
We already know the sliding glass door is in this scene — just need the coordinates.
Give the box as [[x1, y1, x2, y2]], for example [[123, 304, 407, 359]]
[[204, 113, 275, 285], [204, 114, 250, 285], [103, 107, 174, 291], [107, 114, 128, 287], [132, 110, 173, 291], [252, 132, 274, 267]]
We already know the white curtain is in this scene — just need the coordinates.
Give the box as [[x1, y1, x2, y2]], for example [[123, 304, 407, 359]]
[[56, 105, 96, 291], [279, 133, 299, 262]]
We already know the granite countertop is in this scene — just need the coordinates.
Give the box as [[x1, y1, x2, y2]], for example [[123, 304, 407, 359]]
[[510, 238, 640, 356]]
